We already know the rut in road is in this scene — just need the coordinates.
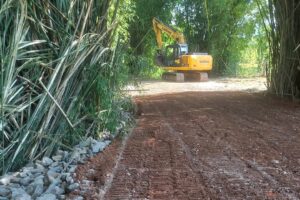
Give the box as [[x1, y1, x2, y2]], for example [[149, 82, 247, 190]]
[[73, 91, 300, 200]]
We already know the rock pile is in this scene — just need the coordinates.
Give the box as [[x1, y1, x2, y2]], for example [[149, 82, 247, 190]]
[[0, 137, 111, 200]]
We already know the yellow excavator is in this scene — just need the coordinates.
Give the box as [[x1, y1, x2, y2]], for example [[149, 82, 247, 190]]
[[152, 17, 213, 81]]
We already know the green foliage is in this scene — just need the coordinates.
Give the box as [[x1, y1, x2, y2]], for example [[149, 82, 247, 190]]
[[125, 0, 269, 78], [124, 53, 162, 80], [260, 0, 300, 97], [0, 0, 132, 173], [128, 0, 173, 55], [118, 0, 173, 78], [173, 0, 210, 51], [203, 0, 266, 75]]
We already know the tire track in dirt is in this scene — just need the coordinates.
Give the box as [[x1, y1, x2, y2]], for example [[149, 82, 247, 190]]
[[75, 91, 300, 199], [153, 103, 218, 198], [104, 99, 217, 199], [165, 92, 300, 199], [98, 132, 132, 199], [161, 95, 269, 198]]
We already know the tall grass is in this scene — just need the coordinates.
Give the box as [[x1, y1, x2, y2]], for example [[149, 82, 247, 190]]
[[0, 0, 127, 173]]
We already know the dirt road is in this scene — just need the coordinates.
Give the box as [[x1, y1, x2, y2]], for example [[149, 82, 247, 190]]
[[127, 77, 267, 96], [73, 79, 300, 199]]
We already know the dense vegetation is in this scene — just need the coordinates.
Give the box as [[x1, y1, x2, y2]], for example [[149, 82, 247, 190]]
[[0, 0, 132, 173], [265, 0, 300, 98], [127, 0, 268, 77], [0, 0, 299, 173]]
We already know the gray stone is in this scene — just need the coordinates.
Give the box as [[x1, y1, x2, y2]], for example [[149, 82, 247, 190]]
[[56, 150, 64, 155], [19, 176, 32, 186], [10, 177, 20, 184], [104, 140, 111, 146], [45, 183, 64, 195], [56, 187, 64, 195], [81, 180, 91, 185], [67, 183, 79, 191], [25, 184, 35, 195], [66, 175, 74, 184], [0, 175, 12, 185], [35, 163, 46, 172], [70, 150, 80, 162], [87, 149, 93, 156], [79, 147, 87, 155], [50, 162, 60, 168], [22, 166, 34, 173], [19, 172, 29, 178], [52, 155, 63, 162], [77, 160, 85, 164], [62, 162, 69, 170], [272, 160, 280, 164], [33, 175, 44, 185], [32, 173, 43, 179], [79, 138, 92, 148], [68, 165, 77, 173], [62, 151, 69, 161], [49, 166, 63, 173], [11, 188, 31, 200], [60, 173, 70, 181], [19, 168, 33, 178], [58, 195, 65, 200], [79, 190, 87, 195], [45, 183, 56, 194], [87, 169, 95, 174], [24, 162, 35, 168], [91, 140, 106, 153], [42, 157, 53, 166], [73, 196, 84, 200], [47, 171, 60, 183], [48, 178, 61, 187], [32, 183, 44, 198], [9, 183, 20, 188], [36, 193, 56, 200], [0, 186, 10, 196]]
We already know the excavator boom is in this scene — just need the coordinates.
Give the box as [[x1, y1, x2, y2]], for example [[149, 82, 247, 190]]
[[152, 17, 186, 49]]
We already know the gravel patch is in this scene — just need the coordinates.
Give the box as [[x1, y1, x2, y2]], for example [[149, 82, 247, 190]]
[[0, 134, 113, 200]]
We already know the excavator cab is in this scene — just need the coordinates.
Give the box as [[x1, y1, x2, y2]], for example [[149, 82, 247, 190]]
[[165, 44, 188, 66], [155, 44, 188, 66]]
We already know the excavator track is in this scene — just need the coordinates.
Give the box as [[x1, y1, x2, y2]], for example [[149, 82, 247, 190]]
[[162, 72, 208, 82]]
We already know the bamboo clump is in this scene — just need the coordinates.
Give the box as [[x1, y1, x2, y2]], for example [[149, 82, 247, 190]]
[[0, 0, 120, 173], [265, 0, 300, 97]]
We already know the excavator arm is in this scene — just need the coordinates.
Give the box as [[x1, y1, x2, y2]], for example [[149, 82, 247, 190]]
[[152, 17, 186, 49]]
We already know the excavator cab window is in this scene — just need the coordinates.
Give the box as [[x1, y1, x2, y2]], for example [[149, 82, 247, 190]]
[[163, 44, 188, 66], [163, 44, 189, 66], [179, 45, 188, 55], [173, 45, 180, 59], [164, 45, 179, 66]]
